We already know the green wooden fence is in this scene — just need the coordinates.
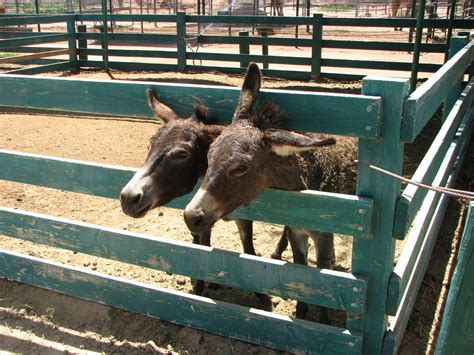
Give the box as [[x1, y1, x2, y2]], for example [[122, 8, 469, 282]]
[[1, 13, 474, 79], [0, 26, 472, 354], [435, 202, 474, 354]]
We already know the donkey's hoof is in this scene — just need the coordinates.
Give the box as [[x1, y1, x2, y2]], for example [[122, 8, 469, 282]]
[[271, 252, 283, 260]]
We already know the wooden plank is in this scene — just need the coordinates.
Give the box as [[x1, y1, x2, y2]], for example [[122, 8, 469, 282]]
[[0, 14, 71, 26], [0, 74, 383, 139], [83, 48, 178, 59], [0, 150, 373, 238], [402, 42, 473, 143], [77, 14, 177, 22], [187, 52, 311, 66], [0, 34, 71, 48], [75, 32, 177, 43], [323, 40, 445, 53], [311, 14, 323, 80], [322, 58, 440, 72], [187, 14, 314, 26], [393, 80, 474, 238], [435, 203, 474, 355], [0, 249, 363, 354], [348, 77, 410, 353], [386, 113, 473, 317], [0, 49, 71, 64], [5, 61, 75, 75], [198, 35, 312, 47], [0, 207, 367, 313], [78, 60, 178, 72]]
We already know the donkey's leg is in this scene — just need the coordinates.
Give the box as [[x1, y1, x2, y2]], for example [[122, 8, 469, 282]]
[[190, 230, 211, 295], [287, 228, 310, 319], [234, 219, 273, 311], [271, 226, 290, 260], [309, 231, 335, 324]]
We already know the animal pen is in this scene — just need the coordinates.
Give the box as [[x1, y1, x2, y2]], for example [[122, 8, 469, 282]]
[[0, 12, 473, 354]]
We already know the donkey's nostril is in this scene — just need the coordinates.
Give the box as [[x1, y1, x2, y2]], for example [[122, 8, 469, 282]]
[[184, 208, 205, 230], [121, 190, 143, 206]]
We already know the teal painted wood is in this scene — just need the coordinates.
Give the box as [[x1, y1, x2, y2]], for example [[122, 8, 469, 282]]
[[198, 35, 312, 47], [387, 110, 473, 316], [101, 0, 109, 71], [187, 14, 313, 26], [435, 203, 474, 355], [402, 42, 473, 143], [0, 150, 373, 238], [0, 14, 71, 25], [383, 134, 471, 353], [0, 31, 58, 38], [0, 34, 71, 48], [77, 14, 177, 22], [66, 17, 77, 65], [347, 77, 410, 353], [323, 40, 445, 53], [311, 14, 322, 80], [0, 74, 382, 139], [187, 52, 311, 66], [0, 207, 367, 312], [82, 48, 178, 59], [442, 36, 469, 122], [176, 12, 186, 72], [0, 249, 363, 354], [79, 60, 178, 72], [238, 31, 249, 68], [261, 31, 268, 69], [409, 0, 427, 92], [393, 79, 474, 239], [77, 24, 88, 61], [5, 61, 75, 75], [322, 58, 440, 72], [75, 32, 178, 43], [0, 46, 61, 53]]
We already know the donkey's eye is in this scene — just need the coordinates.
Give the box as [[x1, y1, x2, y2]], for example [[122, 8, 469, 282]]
[[169, 149, 189, 160], [230, 164, 249, 177]]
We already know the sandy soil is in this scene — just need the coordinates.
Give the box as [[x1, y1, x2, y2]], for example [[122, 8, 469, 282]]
[[0, 69, 472, 354]]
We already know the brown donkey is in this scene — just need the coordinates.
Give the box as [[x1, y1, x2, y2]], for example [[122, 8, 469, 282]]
[[120, 88, 289, 309], [184, 63, 358, 319]]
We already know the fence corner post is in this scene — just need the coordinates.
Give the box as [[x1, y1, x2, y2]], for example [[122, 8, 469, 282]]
[[348, 76, 410, 354], [310, 13, 323, 80], [177, 11, 187, 72], [261, 31, 268, 70]]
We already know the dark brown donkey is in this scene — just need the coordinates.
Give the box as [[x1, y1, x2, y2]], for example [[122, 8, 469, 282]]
[[184, 63, 358, 319], [120, 88, 288, 309]]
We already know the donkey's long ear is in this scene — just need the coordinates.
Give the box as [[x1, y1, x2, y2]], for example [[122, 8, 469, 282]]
[[147, 88, 180, 123], [264, 129, 336, 156], [233, 62, 261, 122]]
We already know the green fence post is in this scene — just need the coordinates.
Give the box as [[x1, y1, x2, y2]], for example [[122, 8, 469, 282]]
[[66, 15, 78, 68], [410, 0, 427, 92], [77, 24, 88, 62], [311, 14, 322, 80], [261, 31, 268, 70], [177, 12, 187, 72], [347, 77, 410, 353], [442, 35, 469, 121], [101, 0, 109, 71], [239, 30, 249, 68]]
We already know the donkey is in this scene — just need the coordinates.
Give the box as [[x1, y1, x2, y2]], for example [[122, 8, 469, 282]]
[[120, 88, 290, 310], [184, 63, 358, 319], [270, 0, 284, 16]]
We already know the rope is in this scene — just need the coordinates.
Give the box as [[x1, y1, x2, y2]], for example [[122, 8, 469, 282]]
[[355, 160, 474, 202]]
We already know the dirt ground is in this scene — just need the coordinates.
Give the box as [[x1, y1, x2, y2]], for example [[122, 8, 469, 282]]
[[0, 69, 473, 354]]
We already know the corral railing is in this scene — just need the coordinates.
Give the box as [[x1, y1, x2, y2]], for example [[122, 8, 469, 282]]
[[1, 13, 473, 80], [0, 35, 472, 355]]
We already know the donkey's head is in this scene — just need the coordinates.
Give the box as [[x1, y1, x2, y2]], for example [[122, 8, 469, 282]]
[[183, 63, 336, 233], [120, 89, 223, 218]]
